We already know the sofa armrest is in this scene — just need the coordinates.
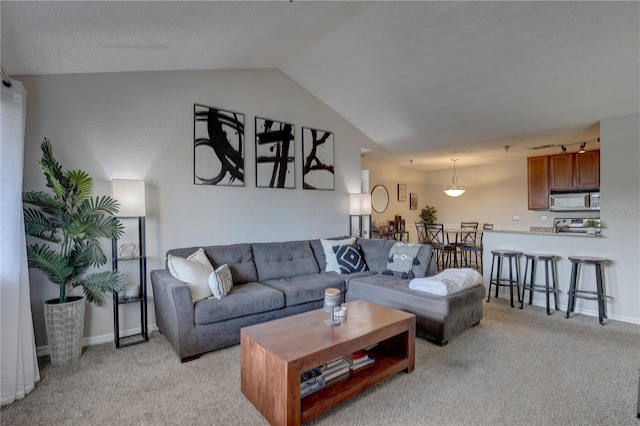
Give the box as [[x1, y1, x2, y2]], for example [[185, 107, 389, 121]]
[[150, 270, 200, 361]]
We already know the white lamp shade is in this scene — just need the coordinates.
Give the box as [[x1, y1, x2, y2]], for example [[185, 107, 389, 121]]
[[361, 193, 372, 215], [350, 193, 372, 215], [444, 188, 466, 197], [111, 179, 146, 217], [349, 193, 362, 215]]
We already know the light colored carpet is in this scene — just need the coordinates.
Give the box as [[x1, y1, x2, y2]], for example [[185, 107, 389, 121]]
[[2, 299, 639, 425]]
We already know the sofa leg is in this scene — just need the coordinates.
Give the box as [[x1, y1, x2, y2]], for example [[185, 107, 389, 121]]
[[181, 354, 201, 363]]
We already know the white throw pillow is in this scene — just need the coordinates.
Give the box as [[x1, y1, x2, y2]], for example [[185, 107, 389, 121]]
[[321, 238, 356, 273], [167, 248, 214, 302], [208, 264, 234, 299]]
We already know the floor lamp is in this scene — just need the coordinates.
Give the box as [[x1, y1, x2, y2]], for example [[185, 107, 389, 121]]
[[349, 193, 372, 238]]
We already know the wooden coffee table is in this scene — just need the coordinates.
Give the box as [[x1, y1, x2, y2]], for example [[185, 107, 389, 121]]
[[240, 300, 415, 425]]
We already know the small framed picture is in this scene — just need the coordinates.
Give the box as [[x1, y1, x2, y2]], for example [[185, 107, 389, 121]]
[[410, 193, 418, 210], [398, 184, 407, 202], [387, 221, 395, 232]]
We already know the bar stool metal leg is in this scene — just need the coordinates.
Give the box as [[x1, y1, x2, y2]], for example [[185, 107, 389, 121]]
[[495, 255, 502, 299], [521, 254, 558, 315], [566, 262, 578, 318], [487, 256, 496, 302], [551, 258, 559, 311], [520, 258, 530, 309], [595, 263, 607, 324], [565, 256, 608, 325], [544, 259, 551, 315]]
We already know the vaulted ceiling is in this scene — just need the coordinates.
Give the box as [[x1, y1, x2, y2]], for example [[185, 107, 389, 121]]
[[2, 1, 638, 170]]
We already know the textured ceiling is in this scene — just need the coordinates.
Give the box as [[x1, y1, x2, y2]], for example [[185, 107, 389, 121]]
[[2, 1, 638, 171]]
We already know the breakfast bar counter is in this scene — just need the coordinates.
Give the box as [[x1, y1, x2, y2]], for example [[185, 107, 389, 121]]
[[481, 230, 611, 321], [487, 229, 603, 238]]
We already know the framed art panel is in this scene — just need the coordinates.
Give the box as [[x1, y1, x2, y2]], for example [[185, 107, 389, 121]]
[[410, 193, 418, 210], [398, 184, 407, 202], [302, 126, 334, 190], [255, 117, 295, 189], [194, 104, 244, 186]]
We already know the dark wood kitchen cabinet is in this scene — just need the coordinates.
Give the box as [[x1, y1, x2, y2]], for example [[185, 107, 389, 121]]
[[575, 150, 600, 188], [549, 150, 600, 190], [527, 156, 549, 210], [549, 154, 574, 190]]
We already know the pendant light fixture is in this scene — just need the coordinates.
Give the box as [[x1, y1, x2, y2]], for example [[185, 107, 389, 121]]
[[443, 158, 465, 197]]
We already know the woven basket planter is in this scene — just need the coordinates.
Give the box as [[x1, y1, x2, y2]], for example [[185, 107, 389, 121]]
[[44, 296, 85, 366]]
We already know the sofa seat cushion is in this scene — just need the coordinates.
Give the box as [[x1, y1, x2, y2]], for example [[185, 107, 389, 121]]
[[194, 282, 285, 325], [262, 273, 346, 307], [322, 270, 376, 289], [347, 274, 484, 318]]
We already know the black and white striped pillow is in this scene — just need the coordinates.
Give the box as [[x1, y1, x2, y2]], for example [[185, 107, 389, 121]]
[[208, 264, 234, 299]]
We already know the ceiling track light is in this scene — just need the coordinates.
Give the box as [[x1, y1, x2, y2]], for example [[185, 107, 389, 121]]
[[561, 145, 566, 154], [443, 159, 465, 197], [578, 142, 586, 154]]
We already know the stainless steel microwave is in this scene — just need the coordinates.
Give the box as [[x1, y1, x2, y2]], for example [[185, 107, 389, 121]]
[[549, 192, 600, 211]]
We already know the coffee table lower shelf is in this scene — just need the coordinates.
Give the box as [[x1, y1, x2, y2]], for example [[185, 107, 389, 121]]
[[300, 346, 409, 423]]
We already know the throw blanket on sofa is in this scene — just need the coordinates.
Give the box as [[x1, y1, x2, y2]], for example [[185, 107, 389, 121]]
[[409, 268, 482, 296], [383, 242, 421, 279]]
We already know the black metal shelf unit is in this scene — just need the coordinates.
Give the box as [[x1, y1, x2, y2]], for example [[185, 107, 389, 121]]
[[111, 216, 148, 348]]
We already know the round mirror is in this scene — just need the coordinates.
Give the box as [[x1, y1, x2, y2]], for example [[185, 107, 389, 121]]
[[371, 185, 389, 213]]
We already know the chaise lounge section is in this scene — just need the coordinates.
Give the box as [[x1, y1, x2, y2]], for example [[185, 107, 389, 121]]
[[151, 237, 486, 361]]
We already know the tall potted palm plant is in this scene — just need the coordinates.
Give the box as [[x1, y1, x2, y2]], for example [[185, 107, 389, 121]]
[[23, 139, 125, 366]]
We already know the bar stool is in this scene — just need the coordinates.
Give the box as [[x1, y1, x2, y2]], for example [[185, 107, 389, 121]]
[[566, 256, 608, 325], [520, 253, 559, 315], [488, 250, 521, 308]]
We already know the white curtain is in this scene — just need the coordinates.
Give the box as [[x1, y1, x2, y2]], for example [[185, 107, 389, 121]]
[[1, 79, 40, 405]]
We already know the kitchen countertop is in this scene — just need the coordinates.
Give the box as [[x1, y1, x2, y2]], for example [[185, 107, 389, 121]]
[[486, 229, 602, 238]]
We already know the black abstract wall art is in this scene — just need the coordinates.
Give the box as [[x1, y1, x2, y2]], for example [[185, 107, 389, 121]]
[[302, 126, 334, 190], [194, 104, 244, 186], [255, 117, 295, 189]]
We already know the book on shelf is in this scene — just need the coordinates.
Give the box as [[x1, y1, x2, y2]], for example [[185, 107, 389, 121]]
[[322, 357, 345, 370], [349, 356, 375, 371], [342, 350, 369, 365], [300, 375, 326, 398], [319, 360, 350, 382], [300, 367, 323, 383]]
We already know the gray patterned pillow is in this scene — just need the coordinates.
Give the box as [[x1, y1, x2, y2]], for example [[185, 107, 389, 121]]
[[208, 264, 233, 299]]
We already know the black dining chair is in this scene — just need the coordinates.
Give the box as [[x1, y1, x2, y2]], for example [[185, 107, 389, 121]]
[[415, 222, 428, 244], [459, 221, 479, 246], [426, 223, 456, 271], [446, 222, 479, 267], [460, 223, 493, 272]]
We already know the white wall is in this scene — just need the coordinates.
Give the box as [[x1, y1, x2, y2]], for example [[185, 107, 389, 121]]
[[20, 69, 373, 348], [365, 113, 640, 324], [597, 113, 640, 323]]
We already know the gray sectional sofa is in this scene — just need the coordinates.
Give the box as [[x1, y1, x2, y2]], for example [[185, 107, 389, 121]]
[[151, 237, 486, 361]]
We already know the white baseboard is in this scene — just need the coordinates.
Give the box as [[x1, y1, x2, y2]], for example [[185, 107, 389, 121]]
[[36, 323, 158, 357], [524, 299, 640, 325]]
